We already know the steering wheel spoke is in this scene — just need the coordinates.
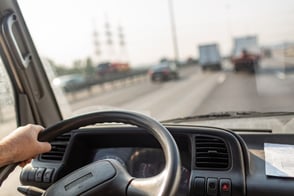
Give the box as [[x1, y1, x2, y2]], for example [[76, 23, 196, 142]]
[[44, 159, 133, 196], [127, 171, 169, 196]]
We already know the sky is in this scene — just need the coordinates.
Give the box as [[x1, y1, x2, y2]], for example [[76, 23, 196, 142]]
[[19, 0, 294, 67]]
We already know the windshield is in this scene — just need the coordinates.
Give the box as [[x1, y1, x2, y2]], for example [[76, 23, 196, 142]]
[[19, 1, 294, 127]]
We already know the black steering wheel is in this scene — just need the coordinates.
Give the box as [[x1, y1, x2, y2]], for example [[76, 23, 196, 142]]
[[0, 110, 181, 195]]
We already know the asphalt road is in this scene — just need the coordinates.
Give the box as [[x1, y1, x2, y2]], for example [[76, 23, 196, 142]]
[[70, 58, 294, 121]]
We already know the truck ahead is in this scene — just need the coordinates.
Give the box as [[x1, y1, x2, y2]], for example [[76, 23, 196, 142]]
[[231, 36, 260, 73], [96, 62, 130, 77], [198, 43, 222, 71]]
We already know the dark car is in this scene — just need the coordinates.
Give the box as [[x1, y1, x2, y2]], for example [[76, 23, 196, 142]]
[[149, 62, 179, 82], [96, 62, 114, 76], [52, 74, 88, 93]]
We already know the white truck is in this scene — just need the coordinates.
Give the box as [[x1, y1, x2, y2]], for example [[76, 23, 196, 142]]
[[232, 36, 260, 57], [198, 44, 222, 71]]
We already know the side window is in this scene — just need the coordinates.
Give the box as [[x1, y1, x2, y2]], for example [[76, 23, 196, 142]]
[[0, 59, 17, 139]]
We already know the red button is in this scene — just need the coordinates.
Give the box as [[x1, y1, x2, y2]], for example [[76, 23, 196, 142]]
[[222, 183, 229, 192]]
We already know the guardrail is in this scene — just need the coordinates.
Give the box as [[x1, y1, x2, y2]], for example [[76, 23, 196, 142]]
[[89, 69, 148, 85], [273, 55, 294, 65], [59, 64, 198, 93], [63, 69, 149, 93]]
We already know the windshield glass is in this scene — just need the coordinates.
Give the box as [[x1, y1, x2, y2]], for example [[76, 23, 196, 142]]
[[19, 0, 294, 127]]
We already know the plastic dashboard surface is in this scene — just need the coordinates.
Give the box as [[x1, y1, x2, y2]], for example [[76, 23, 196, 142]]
[[20, 126, 294, 196]]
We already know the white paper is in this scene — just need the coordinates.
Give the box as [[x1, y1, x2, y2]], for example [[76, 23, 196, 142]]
[[264, 143, 294, 178]]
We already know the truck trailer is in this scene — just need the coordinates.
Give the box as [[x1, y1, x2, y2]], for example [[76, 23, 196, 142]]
[[198, 43, 222, 71]]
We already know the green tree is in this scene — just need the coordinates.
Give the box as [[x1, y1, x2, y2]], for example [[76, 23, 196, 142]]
[[84, 57, 95, 75]]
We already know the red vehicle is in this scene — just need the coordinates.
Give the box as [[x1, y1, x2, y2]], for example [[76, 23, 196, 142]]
[[96, 62, 130, 76], [232, 49, 260, 73], [231, 36, 261, 73]]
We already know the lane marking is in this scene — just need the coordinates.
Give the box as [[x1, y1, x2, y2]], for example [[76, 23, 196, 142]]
[[217, 74, 226, 84], [275, 72, 286, 80]]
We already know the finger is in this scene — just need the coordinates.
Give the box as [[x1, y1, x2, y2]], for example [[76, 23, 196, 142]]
[[19, 162, 26, 167], [32, 124, 45, 133], [38, 142, 52, 153], [19, 159, 32, 167], [31, 125, 45, 139]]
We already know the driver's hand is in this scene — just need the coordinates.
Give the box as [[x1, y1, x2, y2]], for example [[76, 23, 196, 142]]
[[0, 124, 51, 167]]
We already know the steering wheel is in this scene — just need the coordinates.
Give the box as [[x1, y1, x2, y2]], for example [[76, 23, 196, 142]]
[[0, 110, 181, 196]]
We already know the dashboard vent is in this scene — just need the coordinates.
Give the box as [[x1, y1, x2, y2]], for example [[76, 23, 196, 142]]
[[40, 133, 71, 162], [195, 135, 229, 169]]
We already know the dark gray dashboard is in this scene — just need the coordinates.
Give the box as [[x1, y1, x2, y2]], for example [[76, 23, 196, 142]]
[[19, 126, 294, 196]]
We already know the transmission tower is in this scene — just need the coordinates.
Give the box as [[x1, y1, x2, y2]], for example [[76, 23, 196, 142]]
[[118, 24, 129, 62], [105, 18, 115, 62], [93, 28, 101, 59]]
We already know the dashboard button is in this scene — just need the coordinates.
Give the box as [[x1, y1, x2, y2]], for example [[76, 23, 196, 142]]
[[43, 168, 54, 183], [20, 167, 30, 182], [193, 177, 205, 196], [28, 167, 38, 181], [220, 179, 231, 196], [207, 178, 218, 196], [35, 168, 45, 182]]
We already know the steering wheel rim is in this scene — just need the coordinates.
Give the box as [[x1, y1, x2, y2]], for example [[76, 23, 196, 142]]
[[1, 110, 182, 195]]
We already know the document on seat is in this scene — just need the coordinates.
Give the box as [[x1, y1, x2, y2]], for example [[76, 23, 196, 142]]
[[264, 143, 294, 178]]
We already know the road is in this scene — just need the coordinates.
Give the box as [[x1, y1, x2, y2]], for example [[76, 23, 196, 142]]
[[2, 57, 294, 195], [69, 58, 294, 121]]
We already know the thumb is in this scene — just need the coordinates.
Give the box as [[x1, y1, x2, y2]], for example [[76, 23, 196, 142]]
[[37, 142, 52, 154]]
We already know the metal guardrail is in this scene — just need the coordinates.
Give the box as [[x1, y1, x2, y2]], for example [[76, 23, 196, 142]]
[[64, 69, 149, 93], [89, 69, 148, 85], [61, 64, 198, 93]]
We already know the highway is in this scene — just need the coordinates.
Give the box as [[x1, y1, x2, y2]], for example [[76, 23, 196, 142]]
[[69, 58, 294, 121]]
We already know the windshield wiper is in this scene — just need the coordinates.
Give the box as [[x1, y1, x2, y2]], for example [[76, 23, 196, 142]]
[[161, 111, 294, 123]]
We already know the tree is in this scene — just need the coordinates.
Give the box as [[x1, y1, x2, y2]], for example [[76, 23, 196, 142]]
[[84, 57, 95, 75]]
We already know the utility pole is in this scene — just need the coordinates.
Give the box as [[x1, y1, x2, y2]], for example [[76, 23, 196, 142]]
[[93, 28, 101, 59], [168, 0, 179, 65], [225, 2, 233, 56], [105, 16, 115, 62], [118, 24, 128, 62]]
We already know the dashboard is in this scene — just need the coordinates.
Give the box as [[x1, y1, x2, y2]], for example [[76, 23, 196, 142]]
[[20, 125, 294, 196]]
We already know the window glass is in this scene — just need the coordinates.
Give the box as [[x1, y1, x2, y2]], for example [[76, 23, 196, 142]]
[[18, 0, 294, 131], [0, 59, 19, 196], [0, 59, 17, 139]]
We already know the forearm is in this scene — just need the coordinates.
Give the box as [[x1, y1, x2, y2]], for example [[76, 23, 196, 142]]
[[0, 124, 51, 168], [0, 141, 15, 167]]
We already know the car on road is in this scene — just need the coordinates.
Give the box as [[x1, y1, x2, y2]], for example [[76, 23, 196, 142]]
[[0, 1, 294, 196], [149, 61, 179, 82], [52, 74, 88, 93]]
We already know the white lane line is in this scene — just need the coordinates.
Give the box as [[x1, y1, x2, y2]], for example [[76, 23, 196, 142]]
[[275, 72, 286, 80], [217, 73, 226, 84]]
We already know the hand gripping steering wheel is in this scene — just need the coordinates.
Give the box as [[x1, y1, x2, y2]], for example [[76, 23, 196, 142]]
[[0, 111, 181, 196]]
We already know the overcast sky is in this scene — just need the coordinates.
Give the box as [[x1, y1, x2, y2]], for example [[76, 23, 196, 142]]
[[19, 0, 294, 67]]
